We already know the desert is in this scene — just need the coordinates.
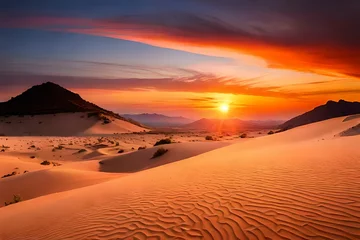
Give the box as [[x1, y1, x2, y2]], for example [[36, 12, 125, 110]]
[[0, 83, 359, 239], [2, 1, 360, 239]]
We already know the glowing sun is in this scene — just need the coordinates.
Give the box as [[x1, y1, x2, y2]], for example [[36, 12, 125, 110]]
[[219, 103, 229, 113]]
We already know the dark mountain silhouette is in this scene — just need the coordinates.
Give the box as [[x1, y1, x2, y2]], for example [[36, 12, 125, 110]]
[[122, 113, 193, 127], [280, 100, 360, 130], [0, 82, 144, 127], [183, 118, 282, 132]]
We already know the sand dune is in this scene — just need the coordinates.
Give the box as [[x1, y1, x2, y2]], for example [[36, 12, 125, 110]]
[[0, 113, 147, 136], [0, 116, 359, 239], [0, 156, 49, 177], [99, 141, 230, 173], [343, 114, 360, 122], [0, 168, 118, 205]]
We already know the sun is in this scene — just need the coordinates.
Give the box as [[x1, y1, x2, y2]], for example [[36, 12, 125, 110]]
[[219, 103, 229, 113]]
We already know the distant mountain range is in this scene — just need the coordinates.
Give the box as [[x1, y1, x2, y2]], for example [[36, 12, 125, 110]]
[[0, 82, 144, 127], [123, 113, 193, 127], [280, 100, 360, 130], [182, 118, 283, 132]]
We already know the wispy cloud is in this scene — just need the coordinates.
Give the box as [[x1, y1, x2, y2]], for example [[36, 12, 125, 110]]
[[1, 71, 359, 101], [2, 0, 360, 78]]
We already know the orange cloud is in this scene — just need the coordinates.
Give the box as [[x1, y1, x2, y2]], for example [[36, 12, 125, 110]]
[[2, 12, 359, 79]]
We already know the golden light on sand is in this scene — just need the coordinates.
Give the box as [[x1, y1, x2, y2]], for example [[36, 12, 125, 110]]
[[219, 103, 229, 113]]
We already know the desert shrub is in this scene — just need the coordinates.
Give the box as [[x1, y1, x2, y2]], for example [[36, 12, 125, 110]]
[[115, 142, 119, 146], [118, 149, 124, 153], [4, 195, 22, 206], [2, 171, 17, 178], [138, 146, 147, 150], [240, 133, 247, 138], [30, 156, 35, 159], [52, 145, 64, 151], [102, 117, 111, 124], [268, 130, 275, 135], [205, 135, 214, 140], [152, 148, 168, 159], [40, 160, 51, 165], [52, 162, 61, 166], [89, 112, 112, 124], [154, 138, 172, 146], [78, 149, 87, 153]]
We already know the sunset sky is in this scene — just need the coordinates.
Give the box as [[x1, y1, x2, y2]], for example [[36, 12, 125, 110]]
[[1, 0, 360, 120]]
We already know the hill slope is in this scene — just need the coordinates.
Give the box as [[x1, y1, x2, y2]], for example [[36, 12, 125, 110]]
[[281, 99, 360, 130], [0, 82, 147, 135], [0, 82, 142, 125], [0, 82, 105, 115]]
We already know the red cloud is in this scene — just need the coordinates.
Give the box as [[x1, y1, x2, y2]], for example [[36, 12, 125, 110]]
[[1, 11, 360, 79]]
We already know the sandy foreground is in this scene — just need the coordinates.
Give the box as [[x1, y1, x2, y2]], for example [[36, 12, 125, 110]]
[[0, 115, 359, 239]]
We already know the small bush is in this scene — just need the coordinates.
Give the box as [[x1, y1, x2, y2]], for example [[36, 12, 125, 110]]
[[78, 149, 87, 153], [102, 117, 111, 124], [52, 162, 61, 166], [152, 148, 168, 159], [40, 160, 51, 165], [52, 145, 64, 151], [118, 149, 125, 153], [205, 136, 214, 141], [5, 195, 22, 206], [154, 138, 172, 146], [2, 171, 17, 178], [268, 130, 275, 135], [138, 146, 146, 150], [30, 156, 35, 159], [240, 133, 247, 138]]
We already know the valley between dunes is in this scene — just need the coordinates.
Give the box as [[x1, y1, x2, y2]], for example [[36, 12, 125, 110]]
[[0, 115, 360, 239]]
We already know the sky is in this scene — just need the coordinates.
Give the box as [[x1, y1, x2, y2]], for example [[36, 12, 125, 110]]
[[1, 0, 360, 120]]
